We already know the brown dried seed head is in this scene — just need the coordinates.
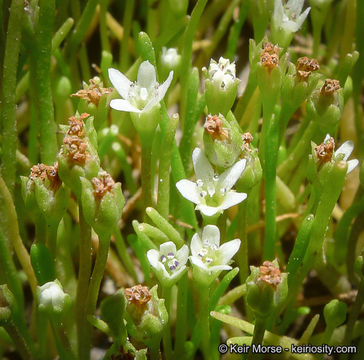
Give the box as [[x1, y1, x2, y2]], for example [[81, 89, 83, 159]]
[[71, 79, 112, 106], [314, 137, 335, 164], [29, 162, 61, 190], [124, 285, 152, 306], [204, 115, 229, 141], [262, 42, 279, 55], [296, 57, 320, 81], [30, 163, 48, 181], [260, 52, 279, 73], [320, 79, 340, 96], [241, 132, 253, 152], [258, 261, 282, 290]]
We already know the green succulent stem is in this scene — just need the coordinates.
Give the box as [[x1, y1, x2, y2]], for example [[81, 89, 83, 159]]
[[199, 284, 211, 359], [248, 316, 267, 360], [162, 285, 173, 360]]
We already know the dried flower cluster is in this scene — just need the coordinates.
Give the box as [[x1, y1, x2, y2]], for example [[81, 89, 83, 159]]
[[204, 115, 228, 141], [124, 285, 152, 307], [258, 261, 282, 289], [92, 171, 115, 199], [260, 42, 279, 72], [314, 136, 335, 164], [71, 78, 112, 106], [241, 132, 253, 152], [30, 162, 61, 191], [320, 79, 340, 96], [296, 56, 319, 80]]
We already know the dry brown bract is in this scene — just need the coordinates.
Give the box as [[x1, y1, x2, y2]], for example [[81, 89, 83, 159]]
[[296, 57, 319, 81], [67, 113, 89, 137], [258, 261, 282, 290], [71, 79, 112, 106], [92, 171, 115, 199], [124, 285, 152, 306], [314, 136, 335, 164], [204, 115, 229, 141], [320, 79, 340, 96], [260, 42, 279, 73]]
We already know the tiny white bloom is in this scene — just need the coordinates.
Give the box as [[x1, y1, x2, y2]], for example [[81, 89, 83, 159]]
[[147, 242, 189, 287], [176, 148, 247, 217], [205, 57, 238, 89], [37, 280, 70, 314], [190, 225, 241, 285], [108, 61, 173, 114], [273, 0, 310, 33], [161, 47, 181, 68], [323, 134, 359, 174]]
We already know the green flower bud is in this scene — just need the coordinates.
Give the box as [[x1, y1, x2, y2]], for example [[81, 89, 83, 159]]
[[167, 0, 188, 17], [324, 300, 347, 330], [101, 289, 127, 341], [54, 76, 72, 104], [203, 57, 240, 116], [37, 280, 71, 317], [80, 170, 124, 234], [246, 260, 288, 318], [236, 133, 263, 191], [58, 113, 100, 198], [160, 47, 181, 82], [124, 285, 168, 347], [203, 114, 243, 168], [354, 255, 364, 279]]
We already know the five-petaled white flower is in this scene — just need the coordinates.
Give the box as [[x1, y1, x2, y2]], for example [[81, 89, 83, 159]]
[[323, 134, 358, 174], [108, 61, 173, 114], [206, 57, 238, 89], [161, 47, 181, 68], [272, 0, 310, 33], [189, 225, 241, 285], [147, 242, 189, 287], [176, 148, 247, 217]]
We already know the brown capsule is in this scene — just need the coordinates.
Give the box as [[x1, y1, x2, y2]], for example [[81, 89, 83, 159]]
[[320, 79, 340, 96], [92, 171, 115, 199], [204, 115, 229, 141], [124, 285, 152, 306], [314, 136, 335, 164], [258, 261, 282, 290], [71, 79, 112, 106]]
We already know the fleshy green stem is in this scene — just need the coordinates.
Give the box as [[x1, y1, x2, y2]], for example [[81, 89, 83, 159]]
[[199, 284, 211, 359], [248, 317, 267, 360], [162, 285, 173, 360], [0, 0, 24, 193]]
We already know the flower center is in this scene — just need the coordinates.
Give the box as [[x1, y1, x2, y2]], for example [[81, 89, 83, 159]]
[[196, 177, 227, 207], [160, 252, 180, 273], [197, 241, 219, 266]]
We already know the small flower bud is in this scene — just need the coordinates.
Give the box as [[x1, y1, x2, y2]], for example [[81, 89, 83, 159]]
[[203, 57, 240, 116], [160, 47, 181, 81], [37, 280, 71, 316]]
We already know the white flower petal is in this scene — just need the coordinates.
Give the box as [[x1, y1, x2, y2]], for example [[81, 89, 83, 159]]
[[176, 245, 189, 265], [190, 233, 202, 257], [202, 225, 220, 248], [110, 99, 141, 113], [347, 159, 359, 174], [197, 204, 220, 217], [147, 249, 160, 268], [219, 159, 246, 191], [189, 256, 209, 271], [220, 191, 247, 210], [287, 0, 304, 15], [295, 7, 311, 30], [323, 134, 331, 143], [160, 242, 177, 256], [176, 179, 201, 204], [192, 148, 215, 186], [137, 61, 156, 88], [274, 0, 285, 22], [143, 97, 161, 113], [335, 140, 354, 161], [219, 239, 241, 265], [156, 70, 174, 103], [108, 68, 132, 99], [208, 264, 232, 273]]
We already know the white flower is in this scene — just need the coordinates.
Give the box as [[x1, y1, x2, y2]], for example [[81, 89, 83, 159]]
[[273, 0, 310, 33], [190, 225, 241, 285], [176, 148, 247, 217], [161, 47, 181, 68], [206, 57, 238, 89], [37, 280, 70, 314], [147, 242, 189, 287], [108, 61, 173, 114], [323, 134, 359, 174]]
